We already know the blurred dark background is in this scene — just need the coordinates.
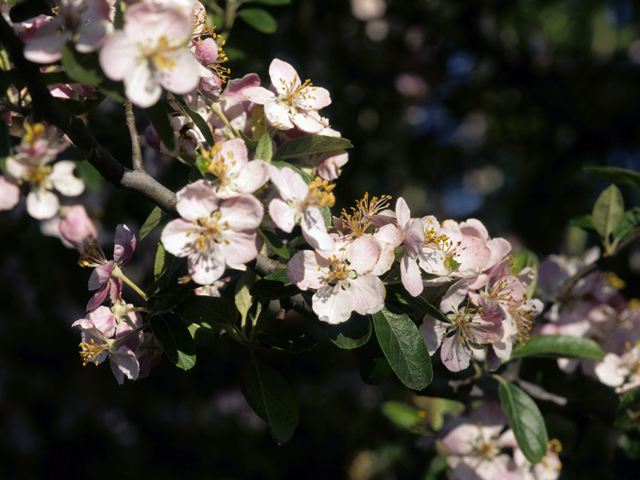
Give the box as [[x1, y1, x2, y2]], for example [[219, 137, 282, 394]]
[[3, 0, 640, 478]]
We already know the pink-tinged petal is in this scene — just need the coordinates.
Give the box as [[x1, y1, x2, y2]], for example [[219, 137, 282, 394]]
[[287, 250, 327, 290], [233, 160, 270, 194], [72, 318, 95, 330], [312, 284, 354, 324], [114, 224, 136, 265], [376, 223, 404, 248], [487, 237, 512, 268], [99, 31, 137, 81], [0, 176, 20, 211], [301, 207, 334, 252], [219, 230, 260, 265], [440, 280, 469, 314], [219, 194, 263, 230], [109, 345, 140, 384], [88, 261, 115, 291], [270, 166, 308, 202], [395, 197, 412, 227], [347, 235, 382, 275], [223, 73, 261, 106], [161, 219, 198, 258], [293, 86, 331, 110], [459, 218, 490, 242], [264, 99, 295, 130], [123, 61, 162, 109], [76, 18, 112, 53], [401, 256, 424, 297], [176, 180, 218, 220], [5, 157, 30, 179], [196, 37, 219, 64], [291, 112, 324, 133], [22, 19, 67, 64], [158, 52, 206, 94], [59, 205, 97, 251], [49, 161, 85, 196], [188, 247, 226, 285], [87, 306, 117, 338], [242, 86, 275, 105], [86, 283, 110, 311], [441, 332, 471, 372], [269, 198, 297, 233], [269, 59, 300, 96], [403, 218, 425, 258], [26, 188, 59, 220], [595, 353, 625, 387], [420, 316, 447, 355], [346, 275, 385, 316], [317, 151, 348, 180], [124, 3, 192, 43]]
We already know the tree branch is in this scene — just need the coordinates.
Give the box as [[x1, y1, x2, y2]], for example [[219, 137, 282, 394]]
[[124, 100, 144, 172], [0, 15, 176, 213]]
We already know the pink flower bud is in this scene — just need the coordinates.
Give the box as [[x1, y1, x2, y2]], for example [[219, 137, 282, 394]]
[[59, 205, 98, 251]]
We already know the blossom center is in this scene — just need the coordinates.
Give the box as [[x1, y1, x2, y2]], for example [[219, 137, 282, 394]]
[[339, 193, 391, 237], [79, 338, 107, 366], [278, 74, 316, 105], [25, 164, 52, 187], [189, 212, 228, 252], [205, 144, 236, 184], [305, 177, 335, 208], [324, 256, 355, 286], [143, 36, 179, 71], [78, 238, 107, 267]]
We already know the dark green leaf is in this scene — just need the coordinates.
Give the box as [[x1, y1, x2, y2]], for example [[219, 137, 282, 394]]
[[255, 328, 318, 353], [250, 278, 300, 299], [388, 285, 450, 324], [173, 94, 215, 147], [320, 205, 332, 228], [498, 380, 548, 464], [274, 135, 353, 159], [264, 268, 291, 284], [241, 361, 299, 444], [75, 160, 105, 193], [381, 401, 424, 432], [592, 184, 624, 240], [325, 314, 372, 349], [96, 77, 126, 103], [237, 8, 278, 34], [372, 308, 433, 390], [510, 335, 606, 360], [614, 207, 640, 241], [40, 71, 73, 87], [569, 214, 597, 232], [60, 44, 101, 85], [153, 242, 165, 279], [140, 206, 167, 240], [145, 101, 176, 152], [181, 297, 239, 326], [258, 228, 290, 259], [616, 433, 640, 460], [616, 389, 640, 430], [149, 314, 196, 370], [113, 0, 124, 29], [238, 129, 259, 151], [355, 338, 391, 385], [146, 282, 193, 312], [585, 165, 640, 195], [255, 132, 273, 162]]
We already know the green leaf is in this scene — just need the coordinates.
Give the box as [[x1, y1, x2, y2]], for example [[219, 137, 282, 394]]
[[388, 285, 450, 324], [255, 132, 273, 162], [235, 270, 256, 326], [498, 380, 549, 464], [237, 8, 278, 34], [75, 160, 105, 193], [613, 207, 640, 241], [585, 165, 640, 195], [153, 242, 165, 279], [173, 94, 215, 147], [381, 401, 424, 432], [274, 135, 353, 159], [592, 184, 624, 240], [60, 44, 101, 85], [372, 308, 433, 390], [140, 206, 167, 240], [238, 129, 259, 151], [569, 214, 597, 232], [255, 328, 318, 353], [181, 297, 239, 326], [355, 338, 391, 385], [258, 228, 290, 259], [149, 314, 196, 370], [251, 104, 267, 140], [325, 314, 372, 349], [510, 247, 539, 298], [145, 101, 176, 152], [510, 335, 606, 360], [241, 361, 299, 444], [264, 268, 291, 283]]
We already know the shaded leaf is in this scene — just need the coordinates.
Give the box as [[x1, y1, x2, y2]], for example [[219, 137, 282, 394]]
[[60, 44, 101, 85], [498, 380, 548, 464], [237, 8, 278, 34], [592, 184, 624, 240], [372, 307, 433, 390], [510, 335, 606, 360], [616, 389, 640, 430], [381, 401, 424, 432], [613, 207, 640, 241], [181, 297, 239, 326], [510, 247, 539, 298], [264, 268, 290, 284], [235, 270, 256, 325], [174, 94, 215, 147], [250, 278, 300, 299], [241, 361, 299, 444], [255, 328, 318, 353], [355, 337, 391, 385], [274, 135, 353, 159], [258, 228, 290, 259], [140, 206, 167, 240], [569, 214, 597, 232], [149, 314, 196, 370], [75, 160, 105, 193], [585, 165, 640, 195], [145, 101, 176, 151], [153, 242, 165, 278], [388, 285, 450, 324], [325, 314, 372, 349]]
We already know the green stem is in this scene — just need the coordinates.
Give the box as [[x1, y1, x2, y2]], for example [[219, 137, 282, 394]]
[[112, 323, 147, 349], [210, 102, 237, 138], [112, 265, 148, 301]]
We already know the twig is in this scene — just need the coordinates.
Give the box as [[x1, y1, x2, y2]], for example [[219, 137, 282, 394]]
[[0, 15, 177, 213], [124, 100, 144, 172]]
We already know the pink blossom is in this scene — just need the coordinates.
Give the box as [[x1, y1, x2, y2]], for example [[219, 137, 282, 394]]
[[243, 59, 331, 133], [161, 180, 263, 285], [595, 345, 640, 394], [59, 205, 98, 251], [286, 235, 385, 324], [99, 3, 211, 108], [0, 175, 20, 212], [209, 73, 261, 141]]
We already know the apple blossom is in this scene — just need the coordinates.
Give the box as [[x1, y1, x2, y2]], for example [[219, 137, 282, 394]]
[[59, 204, 98, 251], [243, 58, 331, 133], [161, 180, 264, 285]]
